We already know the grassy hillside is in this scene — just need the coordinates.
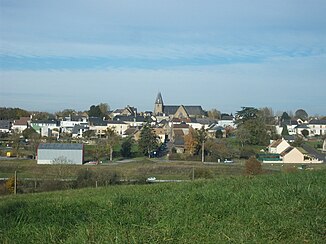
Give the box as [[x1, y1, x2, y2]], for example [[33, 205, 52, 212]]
[[1, 171, 325, 243]]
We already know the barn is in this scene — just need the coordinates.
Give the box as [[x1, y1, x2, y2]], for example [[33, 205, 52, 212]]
[[37, 143, 84, 165]]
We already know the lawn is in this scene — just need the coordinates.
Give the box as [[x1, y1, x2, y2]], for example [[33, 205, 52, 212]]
[[0, 170, 325, 243]]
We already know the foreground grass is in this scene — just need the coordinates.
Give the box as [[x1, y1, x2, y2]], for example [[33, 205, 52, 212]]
[[1, 171, 326, 243]]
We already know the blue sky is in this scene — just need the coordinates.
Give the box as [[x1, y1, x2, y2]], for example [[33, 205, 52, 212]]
[[1, 0, 325, 115]]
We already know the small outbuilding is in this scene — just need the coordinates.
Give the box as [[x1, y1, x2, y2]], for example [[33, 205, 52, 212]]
[[37, 143, 84, 165]]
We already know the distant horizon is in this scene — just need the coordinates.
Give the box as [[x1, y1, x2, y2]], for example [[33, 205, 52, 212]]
[[1, 1, 325, 116]]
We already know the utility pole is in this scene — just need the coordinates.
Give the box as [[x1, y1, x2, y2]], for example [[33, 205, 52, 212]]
[[201, 140, 205, 163], [14, 171, 17, 195]]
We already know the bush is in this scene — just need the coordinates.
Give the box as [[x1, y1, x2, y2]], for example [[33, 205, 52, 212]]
[[245, 156, 262, 175], [190, 168, 213, 179], [5, 177, 15, 194]]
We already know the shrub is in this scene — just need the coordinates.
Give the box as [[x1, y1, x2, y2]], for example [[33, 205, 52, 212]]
[[245, 156, 262, 175], [190, 168, 213, 179], [5, 177, 15, 194]]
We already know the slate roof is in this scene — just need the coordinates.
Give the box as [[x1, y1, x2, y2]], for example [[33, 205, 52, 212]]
[[295, 124, 309, 129], [72, 125, 89, 134], [0, 120, 11, 129], [269, 139, 283, 148], [38, 143, 83, 150], [89, 117, 107, 126], [113, 115, 151, 123], [163, 105, 205, 116], [309, 119, 326, 125], [155, 92, 164, 104], [221, 115, 234, 120], [280, 147, 294, 156]]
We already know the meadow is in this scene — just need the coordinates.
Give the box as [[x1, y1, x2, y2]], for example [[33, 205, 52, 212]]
[[0, 170, 325, 243]]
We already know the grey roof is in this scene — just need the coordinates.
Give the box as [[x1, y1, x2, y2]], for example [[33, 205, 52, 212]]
[[72, 125, 89, 134], [163, 106, 179, 115], [31, 120, 59, 125], [113, 115, 152, 123], [155, 92, 164, 104], [295, 124, 309, 129], [89, 117, 107, 126], [309, 119, 326, 125], [0, 120, 11, 129], [38, 143, 83, 150], [221, 115, 234, 120], [163, 105, 205, 116]]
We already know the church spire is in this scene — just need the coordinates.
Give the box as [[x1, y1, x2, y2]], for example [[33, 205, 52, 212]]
[[154, 92, 164, 115], [155, 92, 163, 105]]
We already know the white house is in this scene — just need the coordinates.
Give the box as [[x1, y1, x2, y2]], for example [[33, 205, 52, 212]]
[[12, 117, 31, 132], [308, 119, 326, 136], [268, 139, 291, 154], [107, 121, 129, 136], [280, 147, 305, 164]]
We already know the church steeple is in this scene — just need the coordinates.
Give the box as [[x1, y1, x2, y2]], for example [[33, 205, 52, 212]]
[[154, 92, 164, 115]]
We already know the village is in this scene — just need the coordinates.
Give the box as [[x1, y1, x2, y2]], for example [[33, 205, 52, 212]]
[[0, 92, 325, 166]]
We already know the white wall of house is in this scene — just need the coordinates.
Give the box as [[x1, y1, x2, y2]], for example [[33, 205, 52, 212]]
[[107, 123, 129, 136], [218, 120, 236, 128], [308, 124, 326, 136], [282, 148, 304, 164], [269, 139, 291, 154]]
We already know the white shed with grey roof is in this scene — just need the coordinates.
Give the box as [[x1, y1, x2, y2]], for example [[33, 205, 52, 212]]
[[37, 143, 84, 164]]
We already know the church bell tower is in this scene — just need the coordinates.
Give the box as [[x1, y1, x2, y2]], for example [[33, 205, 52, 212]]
[[154, 92, 164, 115]]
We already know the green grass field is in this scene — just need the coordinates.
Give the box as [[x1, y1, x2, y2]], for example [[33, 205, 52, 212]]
[[1, 170, 325, 243]]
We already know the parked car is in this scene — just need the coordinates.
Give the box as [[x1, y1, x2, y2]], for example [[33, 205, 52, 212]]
[[224, 159, 234, 163]]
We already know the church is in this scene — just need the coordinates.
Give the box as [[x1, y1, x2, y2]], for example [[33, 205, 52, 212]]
[[154, 92, 206, 119]]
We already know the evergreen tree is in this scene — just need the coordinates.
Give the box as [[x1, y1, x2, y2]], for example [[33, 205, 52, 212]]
[[281, 125, 289, 136], [138, 123, 159, 157]]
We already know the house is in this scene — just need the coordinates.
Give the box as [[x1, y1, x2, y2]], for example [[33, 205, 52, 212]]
[[107, 121, 129, 136], [37, 143, 84, 165], [154, 92, 206, 119], [276, 120, 299, 135], [113, 115, 152, 127], [308, 119, 326, 136], [218, 114, 236, 128], [294, 124, 310, 137], [31, 120, 60, 137], [72, 124, 89, 138], [60, 115, 88, 133], [280, 147, 305, 164], [110, 105, 137, 118], [268, 139, 291, 154], [153, 127, 168, 143], [0, 120, 12, 133], [12, 116, 31, 132]]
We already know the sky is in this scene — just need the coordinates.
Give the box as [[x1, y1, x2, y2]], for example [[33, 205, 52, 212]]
[[1, 0, 325, 115]]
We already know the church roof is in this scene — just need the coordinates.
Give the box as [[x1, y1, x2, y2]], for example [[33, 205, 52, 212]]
[[155, 92, 163, 104], [163, 105, 205, 116]]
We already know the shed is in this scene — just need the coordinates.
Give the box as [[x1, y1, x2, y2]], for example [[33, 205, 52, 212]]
[[37, 143, 84, 165]]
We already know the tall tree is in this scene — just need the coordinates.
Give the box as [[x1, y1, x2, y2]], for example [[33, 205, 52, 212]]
[[259, 107, 275, 125], [281, 112, 291, 121], [235, 107, 259, 126], [281, 125, 289, 136], [207, 109, 221, 119], [295, 109, 308, 120], [104, 128, 120, 161], [88, 105, 105, 118], [121, 137, 134, 158], [138, 123, 159, 157], [184, 127, 198, 156], [235, 107, 269, 146], [196, 127, 208, 163], [99, 103, 110, 115]]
